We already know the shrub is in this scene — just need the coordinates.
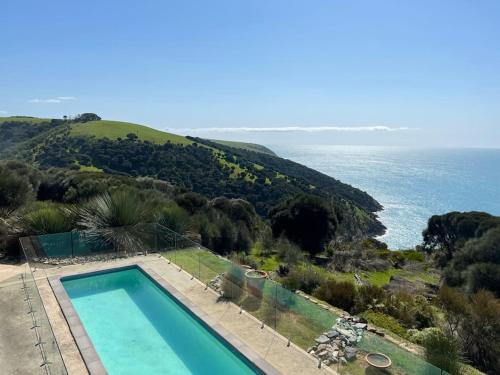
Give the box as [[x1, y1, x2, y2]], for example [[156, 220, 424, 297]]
[[0, 165, 34, 213], [281, 265, 327, 295], [360, 310, 408, 339], [466, 262, 500, 296], [353, 284, 386, 313], [229, 252, 258, 269], [222, 265, 245, 300], [158, 202, 190, 234], [275, 237, 304, 266], [407, 327, 441, 345], [314, 279, 357, 311], [423, 330, 462, 375], [22, 203, 74, 234]]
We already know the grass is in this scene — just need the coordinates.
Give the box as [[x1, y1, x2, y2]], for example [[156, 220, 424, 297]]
[[160, 247, 442, 374], [0, 116, 49, 124], [79, 165, 103, 173], [209, 139, 276, 155], [70, 120, 193, 146]]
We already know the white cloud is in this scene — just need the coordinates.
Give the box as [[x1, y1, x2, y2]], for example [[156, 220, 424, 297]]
[[29, 96, 77, 104], [173, 125, 417, 134]]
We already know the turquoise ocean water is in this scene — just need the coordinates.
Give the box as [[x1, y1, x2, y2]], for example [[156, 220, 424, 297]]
[[271, 145, 500, 249], [62, 267, 260, 375]]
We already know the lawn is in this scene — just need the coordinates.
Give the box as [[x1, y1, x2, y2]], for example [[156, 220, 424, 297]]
[[160, 247, 440, 374], [70, 120, 193, 145]]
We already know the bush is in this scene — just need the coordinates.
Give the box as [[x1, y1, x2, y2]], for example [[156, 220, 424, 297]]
[[22, 203, 74, 234], [275, 237, 304, 266], [281, 265, 327, 295], [222, 265, 245, 300], [314, 278, 357, 311], [353, 284, 386, 313], [158, 202, 190, 234], [466, 262, 500, 296], [0, 165, 34, 212], [360, 310, 408, 339], [407, 327, 441, 345], [423, 330, 462, 375]]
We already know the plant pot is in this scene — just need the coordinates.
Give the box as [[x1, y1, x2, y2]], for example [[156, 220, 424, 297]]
[[245, 270, 267, 298]]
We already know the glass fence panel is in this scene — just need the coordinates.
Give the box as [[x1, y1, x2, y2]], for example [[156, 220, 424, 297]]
[[22, 224, 451, 375], [21, 259, 67, 374]]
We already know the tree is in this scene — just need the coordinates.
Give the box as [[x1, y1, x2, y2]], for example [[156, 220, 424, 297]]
[[269, 194, 337, 256], [0, 163, 35, 213], [422, 212, 500, 266], [74, 113, 101, 122]]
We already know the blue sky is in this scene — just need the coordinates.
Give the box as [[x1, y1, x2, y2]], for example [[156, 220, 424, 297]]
[[1, 0, 499, 147]]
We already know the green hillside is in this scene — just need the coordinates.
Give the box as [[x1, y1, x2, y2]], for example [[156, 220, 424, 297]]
[[210, 139, 276, 156], [0, 116, 49, 123], [0, 115, 385, 238], [70, 120, 193, 146]]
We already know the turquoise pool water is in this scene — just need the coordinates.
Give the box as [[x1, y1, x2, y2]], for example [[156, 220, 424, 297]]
[[61, 267, 261, 375]]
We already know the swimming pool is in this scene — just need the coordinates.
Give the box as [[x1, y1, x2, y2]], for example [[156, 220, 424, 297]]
[[59, 265, 265, 374]]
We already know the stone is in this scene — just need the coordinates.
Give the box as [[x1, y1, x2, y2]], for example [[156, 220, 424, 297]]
[[345, 351, 357, 361], [318, 350, 328, 358], [315, 335, 330, 345], [340, 357, 348, 365], [323, 359, 332, 366], [317, 344, 328, 352], [354, 323, 367, 330], [326, 329, 339, 338]]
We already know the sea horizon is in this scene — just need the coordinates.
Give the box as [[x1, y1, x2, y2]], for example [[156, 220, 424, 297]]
[[268, 144, 500, 249]]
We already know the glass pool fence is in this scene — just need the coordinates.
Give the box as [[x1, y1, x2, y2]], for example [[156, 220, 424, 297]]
[[22, 223, 448, 375]]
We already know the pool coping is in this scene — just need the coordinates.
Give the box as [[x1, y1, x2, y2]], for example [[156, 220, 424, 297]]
[[48, 262, 282, 375]]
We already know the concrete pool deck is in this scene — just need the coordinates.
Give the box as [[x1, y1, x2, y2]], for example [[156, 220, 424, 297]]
[[36, 255, 337, 375]]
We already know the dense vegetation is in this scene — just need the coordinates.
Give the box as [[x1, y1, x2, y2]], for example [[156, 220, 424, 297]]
[[0, 115, 384, 241], [2, 116, 499, 374]]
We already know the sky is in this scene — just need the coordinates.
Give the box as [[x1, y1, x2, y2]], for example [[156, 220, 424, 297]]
[[1, 0, 499, 147]]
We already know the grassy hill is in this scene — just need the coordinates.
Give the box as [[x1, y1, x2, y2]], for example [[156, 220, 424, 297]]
[[0, 116, 49, 124], [0, 115, 385, 238], [70, 120, 193, 146], [210, 139, 276, 156]]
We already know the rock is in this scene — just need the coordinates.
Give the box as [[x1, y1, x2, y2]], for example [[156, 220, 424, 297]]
[[326, 329, 339, 338], [354, 323, 367, 330], [323, 359, 332, 366], [345, 351, 357, 361], [315, 335, 331, 345], [318, 350, 328, 358], [317, 344, 328, 352], [352, 316, 360, 323], [340, 357, 348, 365]]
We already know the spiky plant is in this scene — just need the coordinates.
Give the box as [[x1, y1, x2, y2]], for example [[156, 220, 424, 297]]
[[21, 202, 74, 234], [75, 191, 155, 254]]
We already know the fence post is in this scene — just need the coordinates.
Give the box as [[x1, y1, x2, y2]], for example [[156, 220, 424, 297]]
[[70, 231, 74, 258]]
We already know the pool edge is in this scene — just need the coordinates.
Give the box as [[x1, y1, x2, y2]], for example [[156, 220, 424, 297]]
[[48, 263, 282, 375]]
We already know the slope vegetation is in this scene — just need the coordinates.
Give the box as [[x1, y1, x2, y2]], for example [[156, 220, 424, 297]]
[[0, 116, 385, 238]]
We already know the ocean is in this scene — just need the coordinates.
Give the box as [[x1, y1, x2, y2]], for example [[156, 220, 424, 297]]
[[271, 145, 500, 249]]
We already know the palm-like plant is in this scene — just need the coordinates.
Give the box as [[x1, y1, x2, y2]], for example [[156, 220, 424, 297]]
[[75, 190, 155, 254]]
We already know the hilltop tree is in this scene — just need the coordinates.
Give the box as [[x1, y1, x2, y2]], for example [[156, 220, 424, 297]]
[[74, 113, 101, 123]]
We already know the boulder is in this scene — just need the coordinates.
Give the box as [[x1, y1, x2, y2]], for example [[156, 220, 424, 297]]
[[315, 335, 331, 345]]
